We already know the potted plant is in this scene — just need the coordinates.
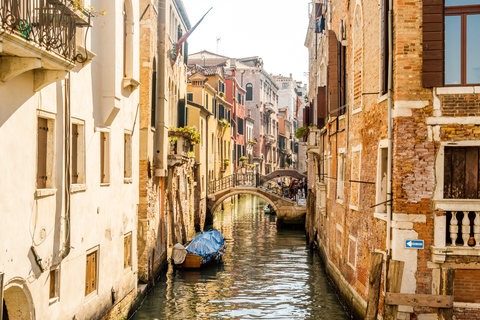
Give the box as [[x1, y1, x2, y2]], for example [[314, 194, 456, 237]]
[[224, 159, 230, 166], [247, 139, 257, 145], [295, 126, 308, 139]]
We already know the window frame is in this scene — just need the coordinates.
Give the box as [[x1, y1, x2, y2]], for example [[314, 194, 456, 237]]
[[124, 233, 132, 271], [444, 4, 480, 86], [71, 119, 86, 186], [124, 131, 133, 182], [37, 112, 56, 193], [85, 248, 99, 298]]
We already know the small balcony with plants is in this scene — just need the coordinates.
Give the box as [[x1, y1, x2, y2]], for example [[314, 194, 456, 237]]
[[0, 0, 93, 88], [168, 126, 200, 166]]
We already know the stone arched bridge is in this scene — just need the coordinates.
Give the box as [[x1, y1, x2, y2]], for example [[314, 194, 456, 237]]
[[260, 169, 307, 185], [207, 171, 306, 226]]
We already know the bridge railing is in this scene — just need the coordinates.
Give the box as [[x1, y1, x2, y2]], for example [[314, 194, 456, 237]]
[[209, 172, 259, 194]]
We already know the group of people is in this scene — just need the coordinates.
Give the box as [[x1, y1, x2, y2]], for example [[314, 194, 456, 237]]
[[276, 175, 307, 200]]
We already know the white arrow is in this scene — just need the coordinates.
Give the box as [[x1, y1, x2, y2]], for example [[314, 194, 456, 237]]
[[407, 241, 412, 247]]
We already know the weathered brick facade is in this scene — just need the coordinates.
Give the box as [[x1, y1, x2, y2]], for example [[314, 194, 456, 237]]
[[306, 0, 480, 318]]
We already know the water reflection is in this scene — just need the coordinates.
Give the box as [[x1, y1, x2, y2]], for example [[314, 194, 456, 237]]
[[132, 195, 349, 320]]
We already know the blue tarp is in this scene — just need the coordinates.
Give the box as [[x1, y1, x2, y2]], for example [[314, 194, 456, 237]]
[[186, 230, 225, 258]]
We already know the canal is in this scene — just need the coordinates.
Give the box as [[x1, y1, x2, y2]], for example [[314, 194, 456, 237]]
[[132, 195, 349, 320]]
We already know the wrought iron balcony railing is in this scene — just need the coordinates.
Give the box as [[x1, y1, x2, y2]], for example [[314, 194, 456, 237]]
[[0, 0, 87, 62]]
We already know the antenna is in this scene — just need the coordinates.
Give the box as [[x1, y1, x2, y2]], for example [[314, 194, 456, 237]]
[[216, 36, 221, 54]]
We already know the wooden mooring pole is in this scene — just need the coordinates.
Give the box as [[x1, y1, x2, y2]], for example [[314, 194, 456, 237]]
[[438, 267, 455, 320], [384, 259, 405, 320], [365, 252, 384, 320]]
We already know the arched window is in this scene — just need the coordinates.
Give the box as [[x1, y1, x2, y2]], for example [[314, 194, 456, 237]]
[[246, 83, 253, 101]]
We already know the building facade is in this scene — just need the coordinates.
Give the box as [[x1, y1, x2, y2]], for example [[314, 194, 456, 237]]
[[0, 0, 140, 319], [305, 0, 480, 319]]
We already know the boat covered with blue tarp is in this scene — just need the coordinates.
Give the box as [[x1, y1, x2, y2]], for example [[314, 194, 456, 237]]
[[172, 230, 226, 268]]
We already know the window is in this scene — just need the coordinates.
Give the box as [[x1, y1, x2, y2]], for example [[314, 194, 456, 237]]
[[423, 0, 480, 87], [246, 83, 253, 101], [444, 146, 480, 199], [123, 0, 133, 78], [85, 250, 97, 296], [445, 1, 480, 85], [49, 268, 59, 302], [151, 70, 156, 128], [238, 118, 244, 135], [336, 151, 345, 201], [124, 133, 132, 179], [100, 132, 110, 184], [37, 116, 55, 189], [350, 146, 362, 210], [72, 122, 85, 184], [201, 119, 204, 148], [206, 94, 209, 110], [187, 92, 193, 101], [282, 83, 288, 88], [375, 143, 388, 214], [380, 0, 390, 95], [124, 233, 132, 270]]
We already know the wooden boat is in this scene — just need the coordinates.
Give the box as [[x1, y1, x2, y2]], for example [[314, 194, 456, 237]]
[[182, 241, 226, 268], [172, 230, 226, 269]]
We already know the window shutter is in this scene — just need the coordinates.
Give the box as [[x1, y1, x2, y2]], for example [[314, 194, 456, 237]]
[[309, 100, 314, 126], [177, 99, 185, 127], [327, 30, 339, 116], [317, 86, 327, 128], [184, 42, 188, 65], [423, 0, 444, 87]]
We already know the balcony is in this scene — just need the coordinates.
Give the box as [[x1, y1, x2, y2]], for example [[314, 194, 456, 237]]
[[265, 134, 275, 145], [0, 0, 89, 88], [431, 208, 480, 263], [307, 128, 321, 156], [265, 102, 275, 114]]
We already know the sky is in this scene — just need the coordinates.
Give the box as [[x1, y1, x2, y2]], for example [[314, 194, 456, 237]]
[[182, 0, 311, 87]]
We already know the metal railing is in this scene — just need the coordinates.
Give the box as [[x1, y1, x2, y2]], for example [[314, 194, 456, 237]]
[[209, 172, 258, 194], [0, 0, 81, 61]]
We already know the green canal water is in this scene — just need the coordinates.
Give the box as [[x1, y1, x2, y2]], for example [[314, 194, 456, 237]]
[[131, 195, 349, 320]]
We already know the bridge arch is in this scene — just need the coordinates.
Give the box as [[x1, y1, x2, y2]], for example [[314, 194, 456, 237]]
[[209, 188, 281, 214], [260, 169, 307, 185]]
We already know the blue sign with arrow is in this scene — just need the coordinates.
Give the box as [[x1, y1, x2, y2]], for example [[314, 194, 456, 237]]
[[405, 240, 424, 249]]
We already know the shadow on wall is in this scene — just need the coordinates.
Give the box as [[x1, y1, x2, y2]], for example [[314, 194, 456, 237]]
[[0, 71, 36, 129]]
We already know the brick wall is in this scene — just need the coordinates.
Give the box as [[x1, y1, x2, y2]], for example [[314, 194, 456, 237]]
[[441, 94, 480, 117], [454, 269, 480, 303]]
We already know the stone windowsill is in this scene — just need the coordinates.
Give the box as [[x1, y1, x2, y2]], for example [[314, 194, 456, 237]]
[[432, 246, 480, 260], [377, 93, 388, 104], [36, 188, 57, 198], [336, 198, 344, 205], [49, 297, 59, 306], [436, 86, 480, 95], [124, 177, 133, 184], [349, 204, 359, 211], [352, 107, 362, 115], [374, 212, 387, 221], [70, 184, 87, 194], [100, 183, 110, 187]]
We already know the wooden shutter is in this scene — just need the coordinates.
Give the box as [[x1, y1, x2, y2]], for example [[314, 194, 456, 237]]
[[327, 30, 339, 116], [49, 270, 56, 298], [72, 124, 78, 184], [444, 147, 480, 199], [177, 99, 186, 127], [423, 0, 444, 87], [151, 71, 157, 128], [37, 118, 48, 189], [100, 133, 105, 183], [317, 86, 327, 119]]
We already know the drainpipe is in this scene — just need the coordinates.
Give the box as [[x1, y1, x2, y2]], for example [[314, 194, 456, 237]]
[[386, 0, 394, 258], [61, 73, 71, 259], [154, 0, 167, 176]]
